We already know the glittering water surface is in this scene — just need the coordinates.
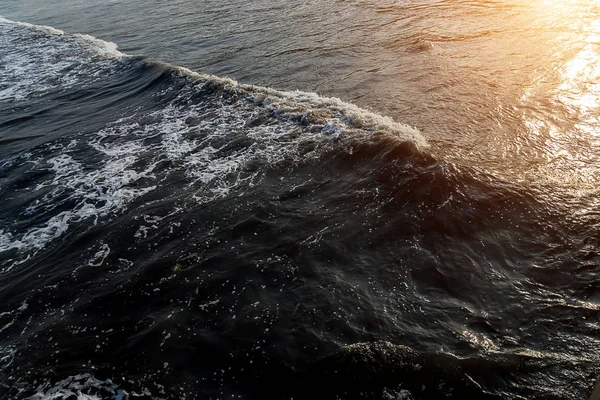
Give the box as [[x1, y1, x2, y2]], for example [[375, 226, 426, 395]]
[[1, 1, 600, 399]]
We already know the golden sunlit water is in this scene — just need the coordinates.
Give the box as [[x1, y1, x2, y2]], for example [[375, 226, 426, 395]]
[[518, 0, 600, 191], [404, 0, 600, 197]]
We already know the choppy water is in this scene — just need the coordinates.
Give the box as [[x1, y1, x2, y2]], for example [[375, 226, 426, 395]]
[[1, 1, 600, 399]]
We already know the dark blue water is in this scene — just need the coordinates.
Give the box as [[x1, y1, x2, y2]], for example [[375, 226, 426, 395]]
[[1, 1, 600, 399]]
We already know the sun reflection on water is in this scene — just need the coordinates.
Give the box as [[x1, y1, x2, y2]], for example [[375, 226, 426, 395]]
[[519, 0, 600, 192]]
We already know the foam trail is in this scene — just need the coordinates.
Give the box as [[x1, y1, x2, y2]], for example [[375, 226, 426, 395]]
[[0, 16, 125, 57]]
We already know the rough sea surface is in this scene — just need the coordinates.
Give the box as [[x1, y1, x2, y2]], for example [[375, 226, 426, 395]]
[[1, 1, 600, 399]]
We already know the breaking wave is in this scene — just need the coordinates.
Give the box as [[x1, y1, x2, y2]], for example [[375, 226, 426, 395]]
[[0, 16, 426, 266]]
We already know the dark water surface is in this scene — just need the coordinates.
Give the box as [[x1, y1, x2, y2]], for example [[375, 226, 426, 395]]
[[1, 1, 600, 399]]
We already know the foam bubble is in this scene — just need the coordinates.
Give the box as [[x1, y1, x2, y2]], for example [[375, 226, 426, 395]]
[[27, 374, 127, 400], [88, 244, 111, 267], [382, 388, 414, 400]]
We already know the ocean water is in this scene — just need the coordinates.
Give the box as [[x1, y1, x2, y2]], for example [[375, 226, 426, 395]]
[[1, 1, 600, 399]]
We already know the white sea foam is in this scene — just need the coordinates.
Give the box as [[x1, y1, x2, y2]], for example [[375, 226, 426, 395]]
[[382, 388, 414, 400], [0, 344, 16, 372], [172, 66, 428, 147], [0, 16, 65, 35], [27, 374, 128, 400], [88, 244, 111, 267], [0, 72, 417, 262], [0, 142, 157, 265], [0, 16, 126, 102], [0, 17, 124, 58]]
